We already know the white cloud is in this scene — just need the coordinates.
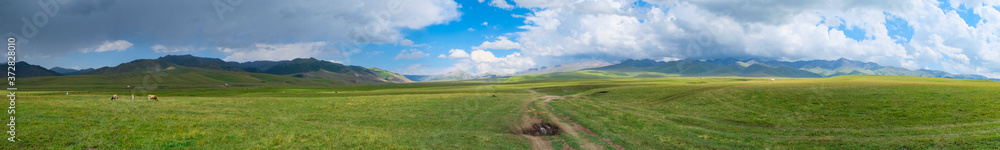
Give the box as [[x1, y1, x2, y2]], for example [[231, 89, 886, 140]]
[[88, 40, 134, 53], [468, 28, 475, 31], [395, 49, 430, 59], [659, 57, 681, 62], [218, 41, 329, 62], [400, 39, 414, 46], [439, 49, 472, 59], [446, 49, 534, 75], [10, 0, 461, 64], [150, 45, 195, 53], [482, 22, 489, 26], [489, 0, 515, 10], [395, 63, 449, 75], [470, 50, 535, 74], [472, 36, 523, 50], [500, 0, 1000, 78]]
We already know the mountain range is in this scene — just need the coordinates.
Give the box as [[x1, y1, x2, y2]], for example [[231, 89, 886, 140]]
[[14, 55, 413, 85], [589, 58, 992, 80], [405, 70, 478, 82], [1, 62, 62, 78], [515, 60, 615, 75], [50, 67, 94, 75], [591, 59, 823, 78], [8, 55, 997, 83]]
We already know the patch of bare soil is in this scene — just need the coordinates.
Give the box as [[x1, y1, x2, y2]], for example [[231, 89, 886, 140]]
[[518, 123, 561, 136]]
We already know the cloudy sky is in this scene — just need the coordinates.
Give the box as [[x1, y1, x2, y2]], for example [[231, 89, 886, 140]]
[[3, 0, 999, 77]]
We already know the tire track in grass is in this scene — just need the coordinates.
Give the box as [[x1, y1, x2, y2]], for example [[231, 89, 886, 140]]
[[521, 90, 623, 150], [519, 92, 554, 150], [541, 97, 624, 150]]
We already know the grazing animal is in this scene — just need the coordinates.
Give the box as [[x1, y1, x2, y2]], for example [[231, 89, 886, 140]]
[[131, 94, 135, 100], [111, 94, 118, 100], [148, 95, 158, 101]]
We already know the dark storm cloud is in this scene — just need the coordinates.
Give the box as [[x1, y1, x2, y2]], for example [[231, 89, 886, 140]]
[[1, 0, 460, 59]]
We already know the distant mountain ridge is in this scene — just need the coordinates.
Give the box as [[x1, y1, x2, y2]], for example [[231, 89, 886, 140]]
[[406, 60, 615, 82], [157, 55, 248, 72], [2, 62, 62, 78], [264, 58, 411, 83], [83, 59, 176, 75], [590, 58, 992, 80], [50, 67, 94, 75], [11, 55, 998, 81], [515, 60, 614, 75], [708, 58, 991, 80], [58, 55, 411, 83], [406, 70, 477, 82], [591, 59, 822, 78]]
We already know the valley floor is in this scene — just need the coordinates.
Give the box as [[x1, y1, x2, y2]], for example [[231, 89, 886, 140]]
[[5, 75, 1000, 149]]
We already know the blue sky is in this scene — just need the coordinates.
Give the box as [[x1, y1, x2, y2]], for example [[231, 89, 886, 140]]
[[3, 0, 1000, 77]]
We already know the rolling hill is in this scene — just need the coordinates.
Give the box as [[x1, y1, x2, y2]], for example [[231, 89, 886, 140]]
[[237, 60, 283, 72], [20, 65, 342, 90], [264, 58, 411, 83], [156, 54, 250, 72], [50, 67, 94, 75], [74, 55, 411, 83], [82, 59, 176, 75], [14, 55, 413, 89], [2, 62, 62, 78], [370, 67, 413, 82]]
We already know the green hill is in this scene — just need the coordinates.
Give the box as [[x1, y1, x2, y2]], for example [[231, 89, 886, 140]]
[[237, 60, 283, 72], [82, 59, 175, 75], [370, 67, 413, 82], [740, 64, 821, 77], [265, 58, 411, 83], [76, 56, 411, 85], [50, 67, 94, 75], [33, 56, 418, 90], [156, 55, 248, 72], [1, 61, 62, 78], [20, 65, 341, 90], [591, 59, 664, 70]]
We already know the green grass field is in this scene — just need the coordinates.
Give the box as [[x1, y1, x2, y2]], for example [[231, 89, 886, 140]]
[[4, 75, 1000, 149]]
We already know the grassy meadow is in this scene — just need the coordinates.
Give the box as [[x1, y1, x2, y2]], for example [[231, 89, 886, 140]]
[[4, 75, 1000, 149]]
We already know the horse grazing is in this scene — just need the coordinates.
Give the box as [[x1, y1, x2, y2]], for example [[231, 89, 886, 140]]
[[111, 94, 118, 100], [148, 95, 158, 101]]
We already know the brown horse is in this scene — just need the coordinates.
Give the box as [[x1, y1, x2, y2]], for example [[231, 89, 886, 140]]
[[148, 95, 158, 101], [111, 94, 118, 100]]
